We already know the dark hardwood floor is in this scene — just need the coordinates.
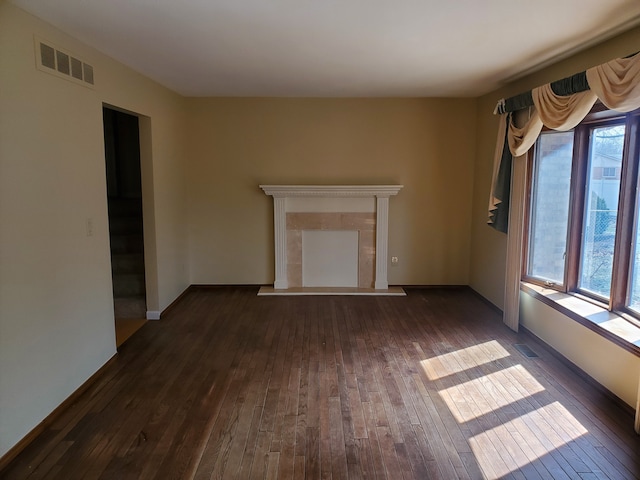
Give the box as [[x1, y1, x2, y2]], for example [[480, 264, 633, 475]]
[[2, 287, 639, 479]]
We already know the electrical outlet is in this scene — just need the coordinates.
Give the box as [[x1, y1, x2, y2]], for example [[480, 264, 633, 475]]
[[391, 256, 399, 266], [86, 218, 94, 237]]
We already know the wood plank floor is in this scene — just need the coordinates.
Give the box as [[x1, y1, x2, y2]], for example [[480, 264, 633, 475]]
[[115, 318, 147, 348], [2, 287, 639, 479]]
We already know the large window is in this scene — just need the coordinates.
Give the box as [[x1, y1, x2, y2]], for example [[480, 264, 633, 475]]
[[525, 105, 640, 326]]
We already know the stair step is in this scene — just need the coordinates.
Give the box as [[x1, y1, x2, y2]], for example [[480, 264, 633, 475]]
[[114, 296, 146, 319], [110, 234, 144, 254], [113, 273, 145, 297], [109, 216, 143, 235], [111, 253, 145, 274], [108, 197, 142, 217]]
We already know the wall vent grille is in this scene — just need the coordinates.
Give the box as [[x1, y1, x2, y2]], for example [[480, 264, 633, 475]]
[[514, 344, 539, 358], [35, 37, 94, 88]]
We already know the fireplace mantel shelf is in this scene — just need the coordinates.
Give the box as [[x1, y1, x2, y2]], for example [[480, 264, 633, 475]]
[[260, 185, 403, 198]]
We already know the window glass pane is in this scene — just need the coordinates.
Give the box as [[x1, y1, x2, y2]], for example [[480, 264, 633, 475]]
[[628, 148, 640, 311], [527, 131, 573, 284], [579, 124, 625, 298], [629, 213, 640, 310]]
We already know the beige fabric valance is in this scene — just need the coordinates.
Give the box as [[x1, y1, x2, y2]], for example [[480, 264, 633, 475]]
[[587, 54, 640, 112], [533, 87, 597, 131], [507, 110, 542, 157], [505, 52, 640, 157], [506, 87, 598, 157], [488, 52, 640, 232]]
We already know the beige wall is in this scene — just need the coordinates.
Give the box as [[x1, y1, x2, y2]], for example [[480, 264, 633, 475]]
[[469, 27, 640, 407], [185, 97, 477, 285], [520, 293, 640, 407], [0, 3, 189, 458]]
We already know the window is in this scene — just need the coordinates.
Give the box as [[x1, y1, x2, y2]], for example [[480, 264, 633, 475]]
[[578, 124, 624, 298], [526, 131, 573, 286], [525, 105, 640, 327]]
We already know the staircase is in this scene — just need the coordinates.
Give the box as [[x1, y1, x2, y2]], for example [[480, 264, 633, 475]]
[[108, 197, 146, 319]]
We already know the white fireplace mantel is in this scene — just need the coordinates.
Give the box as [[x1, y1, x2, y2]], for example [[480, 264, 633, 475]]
[[260, 185, 403, 292], [260, 185, 403, 198]]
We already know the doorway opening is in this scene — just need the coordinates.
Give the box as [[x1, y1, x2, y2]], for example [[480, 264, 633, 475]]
[[103, 106, 147, 346]]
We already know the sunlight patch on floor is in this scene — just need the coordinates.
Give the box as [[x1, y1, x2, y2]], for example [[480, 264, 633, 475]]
[[437, 364, 545, 423], [468, 401, 588, 479], [420, 340, 510, 380], [422, 341, 594, 478]]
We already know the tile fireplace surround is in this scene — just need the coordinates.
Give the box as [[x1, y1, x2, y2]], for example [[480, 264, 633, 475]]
[[259, 185, 404, 296]]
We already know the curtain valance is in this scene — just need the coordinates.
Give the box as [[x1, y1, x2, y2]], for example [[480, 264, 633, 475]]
[[488, 52, 640, 233]]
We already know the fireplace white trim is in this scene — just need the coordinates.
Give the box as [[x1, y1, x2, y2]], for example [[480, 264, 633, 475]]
[[260, 185, 403, 292], [375, 195, 390, 289], [260, 185, 403, 198]]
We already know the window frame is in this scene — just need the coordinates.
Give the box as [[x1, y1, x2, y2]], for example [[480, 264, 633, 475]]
[[523, 103, 640, 328], [571, 116, 626, 303]]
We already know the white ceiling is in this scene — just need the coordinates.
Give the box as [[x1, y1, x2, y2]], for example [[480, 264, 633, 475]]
[[11, 0, 640, 97]]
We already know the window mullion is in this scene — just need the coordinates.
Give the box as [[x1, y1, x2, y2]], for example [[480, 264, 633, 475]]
[[565, 126, 589, 292]]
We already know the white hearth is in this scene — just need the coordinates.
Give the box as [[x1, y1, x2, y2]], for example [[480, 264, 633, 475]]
[[259, 185, 404, 295]]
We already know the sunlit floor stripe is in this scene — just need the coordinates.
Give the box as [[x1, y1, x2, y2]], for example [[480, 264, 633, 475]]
[[437, 364, 545, 423], [469, 401, 588, 479], [420, 340, 510, 380]]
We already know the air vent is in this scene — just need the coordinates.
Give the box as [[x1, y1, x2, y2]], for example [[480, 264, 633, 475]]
[[70, 57, 82, 80], [83, 63, 94, 85], [514, 344, 539, 358], [56, 50, 70, 75], [40, 43, 55, 69], [35, 37, 94, 87]]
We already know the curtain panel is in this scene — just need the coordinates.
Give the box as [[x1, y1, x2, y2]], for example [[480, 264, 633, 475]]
[[487, 52, 640, 233]]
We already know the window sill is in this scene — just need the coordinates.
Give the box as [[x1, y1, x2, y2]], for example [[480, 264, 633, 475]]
[[521, 282, 640, 357]]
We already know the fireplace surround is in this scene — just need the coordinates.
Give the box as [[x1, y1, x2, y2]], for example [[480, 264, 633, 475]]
[[259, 185, 403, 295]]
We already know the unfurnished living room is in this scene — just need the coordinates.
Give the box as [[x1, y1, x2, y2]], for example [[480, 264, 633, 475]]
[[1, 1, 640, 479]]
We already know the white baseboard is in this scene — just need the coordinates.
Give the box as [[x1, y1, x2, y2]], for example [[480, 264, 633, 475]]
[[146, 311, 161, 320]]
